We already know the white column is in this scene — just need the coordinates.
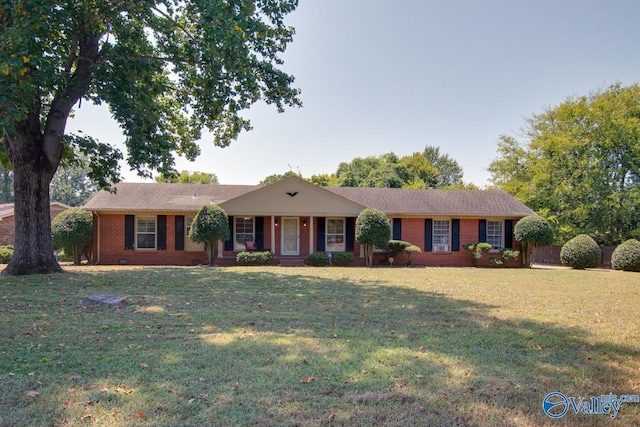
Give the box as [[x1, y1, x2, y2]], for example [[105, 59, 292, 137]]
[[309, 216, 314, 254], [271, 215, 276, 253], [217, 240, 223, 258]]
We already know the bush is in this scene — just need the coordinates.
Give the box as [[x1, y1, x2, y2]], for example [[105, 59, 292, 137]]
[[236, 251, 274, 266], [0, 245, 14, 263], [490, 249, 520, 267], [306, 253, 328, 267], [514, 215, 554, 267], [611, 239, 640, 272], [51, 208, 93, 265], [560, 234, 601, 269], [463, 242, 492, 267], [386, 240, 422, 266], [332, 252, 354, 266]]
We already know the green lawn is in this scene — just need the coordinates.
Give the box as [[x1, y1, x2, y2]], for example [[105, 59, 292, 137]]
[[1, 266, 639, 426]]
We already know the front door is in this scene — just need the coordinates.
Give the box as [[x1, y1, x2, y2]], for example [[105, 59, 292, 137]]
[[281, 217, 299, 255]]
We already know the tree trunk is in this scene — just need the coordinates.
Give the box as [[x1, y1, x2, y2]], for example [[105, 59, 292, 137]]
[[3, 134, 61, 275]]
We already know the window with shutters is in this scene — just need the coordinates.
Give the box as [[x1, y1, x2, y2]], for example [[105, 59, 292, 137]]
[[136, 217, 156, 249], [326, 218, 345, 252], [185, 216, 205, 251], [486, 221, 503, 250], [235, 217, 254, 251], [433, 220, 450, 252]]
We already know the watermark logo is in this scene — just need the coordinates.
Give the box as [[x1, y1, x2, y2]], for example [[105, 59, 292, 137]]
[[543, 392, 640, 419]]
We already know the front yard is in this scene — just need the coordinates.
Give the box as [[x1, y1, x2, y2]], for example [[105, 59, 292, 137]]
[[1, 266, 638, 426]]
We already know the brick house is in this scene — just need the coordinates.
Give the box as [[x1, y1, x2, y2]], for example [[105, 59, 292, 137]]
[[0, 202, 71, 246], [83, 176, 535, 267]]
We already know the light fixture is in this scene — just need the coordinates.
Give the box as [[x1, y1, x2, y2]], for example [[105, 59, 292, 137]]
[[275, 219, 279, 227], [303, 219, 307, 227]]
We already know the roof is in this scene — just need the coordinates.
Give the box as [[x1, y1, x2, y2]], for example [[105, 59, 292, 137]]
[[0, 202, 72, 220], [83, 179, 535, 217], [325, 187, 535, 217], [83, 182, 260, 212]]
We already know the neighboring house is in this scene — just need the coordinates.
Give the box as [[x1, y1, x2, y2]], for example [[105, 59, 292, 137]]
[[83, 176, 535, 267], [0, 202, 71, 246]]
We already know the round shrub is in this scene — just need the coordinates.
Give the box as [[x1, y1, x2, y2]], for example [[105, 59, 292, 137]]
[[611, 239, 640, 272], [306, 253, 328, 267], [0, 245, 14, 264], [236, 251, 274, 266], [560, 234, 601, 269], [332, 252, 355, 266]]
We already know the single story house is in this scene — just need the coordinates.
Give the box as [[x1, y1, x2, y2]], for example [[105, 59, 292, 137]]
[[0, 201, 71, 246], [83, 176, 535, 267]]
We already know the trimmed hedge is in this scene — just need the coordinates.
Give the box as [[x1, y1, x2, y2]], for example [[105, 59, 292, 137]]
[[332, 252, 354, 266], [560, 234, 601, 269], [0, 245, 14, 264], [611, 239, 640, 272], [236, 251, 274, 266], [306, 253, 328, 267]]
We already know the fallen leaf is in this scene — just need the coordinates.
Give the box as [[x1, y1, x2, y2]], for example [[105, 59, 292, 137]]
[[139, 363, 149, 369], [27, 390, 39, 397], [300, 376, 315, 384], [418, 346, 426, 352]]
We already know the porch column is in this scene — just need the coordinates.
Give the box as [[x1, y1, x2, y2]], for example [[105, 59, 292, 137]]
[[309, 216, 314, 255], [271, 215, 276, 253], [217, 241, 223, 258]]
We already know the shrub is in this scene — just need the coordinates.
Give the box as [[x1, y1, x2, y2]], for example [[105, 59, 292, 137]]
[[306, 253, 328, 267], [51, 208, 93, 265], [611, 239, 640, 272], [560, 234, 601, 269], [463, 242, 492, 267], [356, 208, 391, 267], [332, 252, 354, 266], [514, 215, 554, 267], [490, 249, 520, 267], [236, 251, 274, 266], [386, 240, 422, 266], [0, 245, 14, 264]]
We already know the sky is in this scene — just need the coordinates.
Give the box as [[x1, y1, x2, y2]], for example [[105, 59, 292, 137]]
[[67, 0, 640, 187]]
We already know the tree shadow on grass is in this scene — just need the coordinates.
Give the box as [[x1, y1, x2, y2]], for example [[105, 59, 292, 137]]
[[1, 267, 638, 426]]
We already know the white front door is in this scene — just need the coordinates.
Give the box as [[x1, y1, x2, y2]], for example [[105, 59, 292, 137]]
[[281, 217, 299, 255]]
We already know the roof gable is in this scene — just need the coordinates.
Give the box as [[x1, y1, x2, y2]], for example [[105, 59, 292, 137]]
[[219, 176, 365, 216]]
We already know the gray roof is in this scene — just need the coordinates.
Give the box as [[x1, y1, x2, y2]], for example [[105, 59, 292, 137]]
[[325, 187, 535, 217], [83, 182, 260, 212], [84, 181, 535, 217]]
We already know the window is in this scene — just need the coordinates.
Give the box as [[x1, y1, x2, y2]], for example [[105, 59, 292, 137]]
[[185, 216, 204, 251], [326, 218, 345, 252], [433, 220, 450, 252], [136, 217, 156, 249], [486, 221, 503, 250], [235, 217, 254, 251]]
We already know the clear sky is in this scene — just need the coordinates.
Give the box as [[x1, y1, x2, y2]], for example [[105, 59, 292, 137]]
[[67, 0, 640, 186]]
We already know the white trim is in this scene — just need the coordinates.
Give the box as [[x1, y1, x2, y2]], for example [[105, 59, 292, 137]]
[[135, 216, 157, 250], [281, 217, 299, 256]]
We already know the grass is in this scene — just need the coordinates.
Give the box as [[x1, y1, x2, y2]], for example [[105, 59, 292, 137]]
[[0, 265, 639, 426]]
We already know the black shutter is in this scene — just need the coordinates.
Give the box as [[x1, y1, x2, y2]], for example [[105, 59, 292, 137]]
[[175, 215, 185, 251], [479, 219, 487, 243], [424, 219, 433, 251], [316, 217, 325, 251], [125, 215, 135, 250], [345, 217, 355, 252], [224, 216, 234, 251], [255, 217, 264, 250], [504, 220, 514, 249], [157, 215, 167, 250], [452, 219, 460, 252], [392, 218, 402, 240]]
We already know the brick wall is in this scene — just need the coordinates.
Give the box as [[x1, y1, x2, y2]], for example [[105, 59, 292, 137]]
[[0, 205, 68, 246]]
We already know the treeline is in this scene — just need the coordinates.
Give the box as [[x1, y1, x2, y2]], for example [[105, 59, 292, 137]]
[[262, 146, 473, 189], [488, 83, 640, 245]]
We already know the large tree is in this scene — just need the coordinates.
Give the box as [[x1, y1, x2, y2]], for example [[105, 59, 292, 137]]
[[489, 83, 640, 245], [1, 0, 301, 274]]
